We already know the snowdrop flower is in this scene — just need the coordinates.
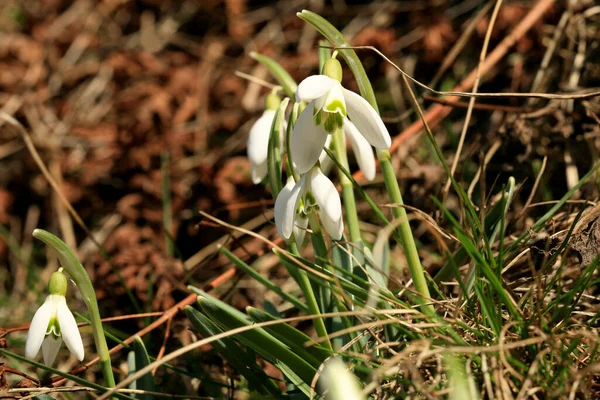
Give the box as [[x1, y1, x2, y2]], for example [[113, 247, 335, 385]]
[[275, 166, 343, 241], [25, 269, 84, 366], [291, 57, 391, 176], [247, 91, 283, 184]]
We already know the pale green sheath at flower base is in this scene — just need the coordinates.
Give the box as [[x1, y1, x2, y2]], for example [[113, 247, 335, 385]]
[[31, 229, 116, 389]]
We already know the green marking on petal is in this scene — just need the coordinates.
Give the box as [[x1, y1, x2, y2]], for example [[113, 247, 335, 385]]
[[46, 318, 61, 337], [324, 99, 346, 116]]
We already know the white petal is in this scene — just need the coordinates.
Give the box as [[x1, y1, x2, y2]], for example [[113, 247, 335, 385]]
[[293, 213, 309, 247], [274, 177, 305, 240], [57, 297, 84, 361], [320, 358, 363, 400], [309, 169, 343, 240], [25, 295, 54, 360], [247, 109, 276, 184], [344, 118, 376, 181], [41, 336, 62, 366], [291, 102, 329, 174], [318, 135, 333, 175], [322, 82, 346, 116], [296, 75, 335, 102], [343, 88, 391, 149]]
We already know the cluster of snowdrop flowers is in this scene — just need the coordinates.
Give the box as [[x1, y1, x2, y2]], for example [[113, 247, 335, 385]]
[[25, 268, 84, 366], [247, 56, 392, 241], [291, 57, 391, 178]]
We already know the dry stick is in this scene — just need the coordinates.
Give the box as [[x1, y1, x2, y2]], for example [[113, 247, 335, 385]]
[[350, 0, 557, 183], [528, 10, 570, 101], [423, 95, 535, 113], [153, 315, 173, 375], [51, 267, 237, 387], [443, 0, 504, 196], [429, 1, 494, 89]]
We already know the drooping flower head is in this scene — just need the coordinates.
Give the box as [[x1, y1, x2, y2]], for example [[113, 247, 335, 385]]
[[275, 166, 343, 241], [25, 269, 84, 366], [247, 90, 283, 184], [291, 57, 391, 176]]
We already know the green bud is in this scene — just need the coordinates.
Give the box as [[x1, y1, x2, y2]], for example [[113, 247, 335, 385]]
[[265, 92, 282, 111], [323, 58, 342, 82], [48, 270, 68, 296]]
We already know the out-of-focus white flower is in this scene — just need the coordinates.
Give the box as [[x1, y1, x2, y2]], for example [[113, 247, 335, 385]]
[[275, 167, 343, 241], [25, 270, 84, 366], [320, 358, 364, 400], [247, 91, 284, 184], [291, 58, 391, 175]]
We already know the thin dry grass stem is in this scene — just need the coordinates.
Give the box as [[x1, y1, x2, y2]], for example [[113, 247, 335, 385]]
[[467, 138, 502, 201], [516, 348, 550, 400], [529, 11, 570, 101], [153, 315, 173, 375], [0, 112, 104, 253], [423, 95, 536, 113], [443, 0, 504, 197], [501, 248, 531, 275], [183, 209, 275, 271], [10, 385, 213, 399], [50, 159, 76, 250], [234, 70, 277, 90], [499, 322, 525, 382], [429, 1, 494, 88], [199, 210, 330, 281], [520, 155, 548, 218], [481, 354, 495, 400]]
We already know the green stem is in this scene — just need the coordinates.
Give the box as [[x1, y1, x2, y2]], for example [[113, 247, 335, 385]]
[[32, 229, 116, 389], [331, 129, 362, 246], [377, 151, 433, 311], [288, 240, 332, 350]]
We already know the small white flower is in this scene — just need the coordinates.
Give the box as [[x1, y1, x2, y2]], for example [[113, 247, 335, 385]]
[[247, 91, 286, 184], [291, 58, 391, 176], [25, 271, 84, 366], [275, 167, 343, 241], [247, 109, 277, 184], [320, 358, 364, 400]]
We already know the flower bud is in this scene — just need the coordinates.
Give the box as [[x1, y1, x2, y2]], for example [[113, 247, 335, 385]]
[[323, 58, 342, 82], [48, 270, 67, 297], [265, 92, 282, 111]]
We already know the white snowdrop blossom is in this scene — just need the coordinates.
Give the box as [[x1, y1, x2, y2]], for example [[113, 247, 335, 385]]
[[291, 58, 391, 176], [275, 167, 343, 241], [247, 91, 283, 184], [25, 270, 84, 366]]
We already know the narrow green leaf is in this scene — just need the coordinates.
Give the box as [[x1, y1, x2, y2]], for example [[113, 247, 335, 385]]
[[185, 306, 281, 396], [297, 10, 377, 110], [246, 306, 333, 365], [132, 336, 155, 400], [219, 245, 308, 312], [189, 289, 318, 386], [250, 52, 297, 99]]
